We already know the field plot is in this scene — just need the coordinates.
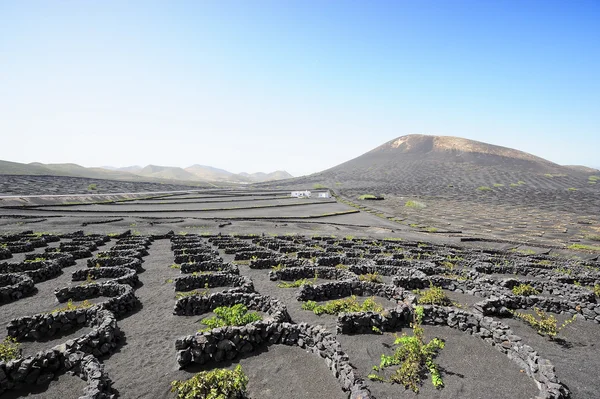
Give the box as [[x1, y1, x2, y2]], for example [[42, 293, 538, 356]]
[[1, 227, 599, 399]]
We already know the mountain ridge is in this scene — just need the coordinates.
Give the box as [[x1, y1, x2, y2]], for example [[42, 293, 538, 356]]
[[0, 160, 293, 185]]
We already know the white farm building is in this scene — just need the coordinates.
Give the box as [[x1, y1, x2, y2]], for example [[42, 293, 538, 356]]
[[290, 190, 311, 198], [290, 190, 331, 199]]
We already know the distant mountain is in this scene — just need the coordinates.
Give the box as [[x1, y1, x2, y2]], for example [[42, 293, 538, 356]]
[[102, 165, 144, 173], [0, 160, 56, 175], [0, 160, 201, 186], [239, 170, 293, 182], [137, 165, 199, 181], [0, 159, 293, 186], [185, 165, 293, 183], [263, 134, 594, 192], [185, 164, 247, 183]]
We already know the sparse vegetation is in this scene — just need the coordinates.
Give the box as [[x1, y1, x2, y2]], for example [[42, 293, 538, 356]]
[[493, 183, 504, 187], [510, 307, 576, 339], [584, 235, 600, 242], [415, 285, 452, 306], [553, 267, 573, 276], [24, 257, 46, 263], [567, 187, 578, 191], [405, 200, 426, 209], [52, 299, 93, 314], [358, 194, 379, 200], [568, 243, 600, 252], [359, 272, 384, 284], [512, 284, 540, 296], [271, 263, 285, 271], [477, 186, 492, 191], [170, 264, 181, 269], [170, 365, 248, 399], [176, 284, 209, 299], [88, 184, 97, 191], [277, 276, 316, 288], [200, 304, 262, 332], [368, 306, 445, 392], [302, 295, 384, 315], [0, 337, 21, 362]]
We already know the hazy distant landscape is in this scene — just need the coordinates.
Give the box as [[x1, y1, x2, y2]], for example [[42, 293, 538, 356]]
[[0, 159, 292, 186]]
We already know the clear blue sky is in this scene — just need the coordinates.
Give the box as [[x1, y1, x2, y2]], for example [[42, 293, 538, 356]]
[[1, 0, 598, 176]]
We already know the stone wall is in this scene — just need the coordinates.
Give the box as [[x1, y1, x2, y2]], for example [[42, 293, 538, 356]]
[[0, 273, 35, 304]]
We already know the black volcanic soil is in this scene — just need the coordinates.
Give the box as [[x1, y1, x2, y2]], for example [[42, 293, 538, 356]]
[[0, 174, 204, 196], [1, 184, 600, 399]]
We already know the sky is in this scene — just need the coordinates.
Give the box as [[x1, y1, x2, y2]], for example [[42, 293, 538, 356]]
[[1, 0, 599, 177]]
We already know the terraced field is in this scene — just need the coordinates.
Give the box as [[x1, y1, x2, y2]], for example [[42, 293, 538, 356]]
[[1, 187, 599, 399]]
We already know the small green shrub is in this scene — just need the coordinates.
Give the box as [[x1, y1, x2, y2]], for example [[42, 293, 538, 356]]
[[568, 243, 600, 252], [358, 194, 378, 200], [176, 285, 209, 299], [200, 304, 262, 332], [301, 295, 384, 315], [493, 183, 504, 187], [477, 186, 492, 191], [88, 184, 97, 191], [553, 267, 573, 275], [416, 285, 451, 306], [405, 200, 426, 209], [585, 235, 600, 242], [170, 264, 181, 269], [52, 299, 93, 314], [567, 187, 578, 191], [593, 284, 600, 297], [359, 272, 384, 284], [589, 175, 600, 182], [512, 284, 540, 296], [24, 257, 47, 263], [271, 263, 285, 271], [510, 307, 576, 339], [0, 337, 21, 362], [171, 365, 248, 399], [277, 277, 315, 288], [368, 306, 444, 392]]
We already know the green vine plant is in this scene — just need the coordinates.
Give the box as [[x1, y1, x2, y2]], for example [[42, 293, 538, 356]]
[[511, 284, 540, 296], [358, 272, 384, 284], [277, 273, 318, 288], [199, 304, 262, 332], [52, 299, 93, 314], [0, 337, 21, 362], [415, 284, 452, 306], [80, 273, 95, 286], [171, 364, 248, 399], [509, 307, 576, 339], [271, 263, 285, 271], [176, 284, 210, 299], [368, 306, 445, 392], [301, 295, 384, 315]]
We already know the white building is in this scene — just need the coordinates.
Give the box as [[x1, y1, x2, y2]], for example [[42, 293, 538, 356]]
[[315, 191, 331, 198], [291, 190, 311, 198]]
